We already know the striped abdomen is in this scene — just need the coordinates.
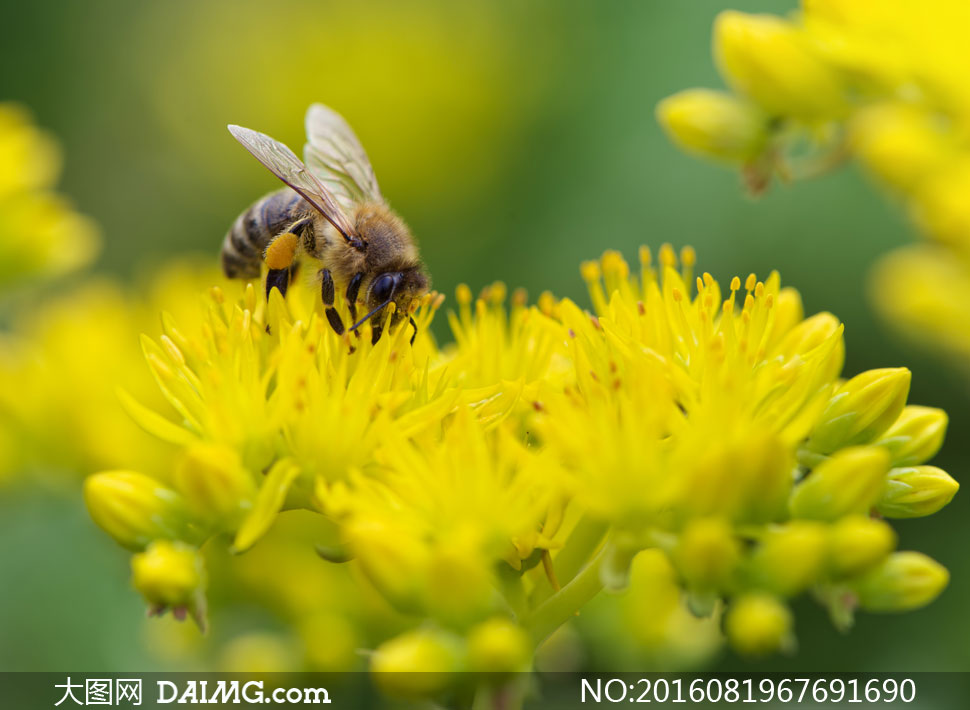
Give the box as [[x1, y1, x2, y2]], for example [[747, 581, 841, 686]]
[[221, 188, 308, 278]]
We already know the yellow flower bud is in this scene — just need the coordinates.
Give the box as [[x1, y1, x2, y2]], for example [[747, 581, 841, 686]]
[[725, 594, 793, 656], [827, 515, 896, 577], [467, 617, 532, 674], [850, 103, 952, 192], [714, 11, 843, 119], [173, 443, 257, 527], [770, 312, 844, 393], [84, 471, 194, 550], [675, 517, 740, 590], [748, 521, 827, 596], [656, 89, 767, 162], [807, 368, 911, 454], [790, 446, 890, 521], [371, 629, 465, 698], [131, 540, 203, 610], [853, 552, 949, 612], [877, 466, 959, 519], [875, 406, 948, 467]]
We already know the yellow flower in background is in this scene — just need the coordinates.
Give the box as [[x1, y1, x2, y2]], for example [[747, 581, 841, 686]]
[[0, 104, 98, 292], [81, 246, 955, 688], [656, 89, 768, 162], [0, 263, 232, 483], [871, 244, 970, 366], [657, 1, 970, 369], [714, 11, 844, 120]]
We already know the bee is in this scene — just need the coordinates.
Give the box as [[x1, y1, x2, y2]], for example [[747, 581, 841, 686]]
[[221, 103, 429, 344]]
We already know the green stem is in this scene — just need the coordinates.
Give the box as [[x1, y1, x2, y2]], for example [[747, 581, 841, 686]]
[[525, 543, 608, 647], [529, 516, 608, 607]]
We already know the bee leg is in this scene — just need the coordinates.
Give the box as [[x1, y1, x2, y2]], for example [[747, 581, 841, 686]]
[[264, 231, 300, 300], [408, 316, 418, 346], [371, 323, 383, 345], [265, 268, 289, 300], [346, 273, 364, 335], [319, 268, 346, 336]]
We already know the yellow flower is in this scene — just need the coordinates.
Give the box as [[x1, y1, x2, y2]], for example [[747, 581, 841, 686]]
[[543, 247, 844, 527], [327, 410, 559, 625], [81, 246, 954, 679], [870, 245, 970, 364], [0, 264, 232, 481], [659, 1, 970, 368], [850, 103, 953, 192], [714, 11, 844, 120], [0, 103, 98, 291]]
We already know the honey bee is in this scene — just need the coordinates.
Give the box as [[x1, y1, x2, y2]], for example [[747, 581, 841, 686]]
[[222, 103, 429, 343]]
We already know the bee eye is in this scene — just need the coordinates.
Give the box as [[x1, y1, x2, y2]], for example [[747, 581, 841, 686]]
[[371, 273, 398, 303]]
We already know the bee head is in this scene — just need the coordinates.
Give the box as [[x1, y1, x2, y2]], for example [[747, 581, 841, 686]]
[[355, 267, 430, 332]]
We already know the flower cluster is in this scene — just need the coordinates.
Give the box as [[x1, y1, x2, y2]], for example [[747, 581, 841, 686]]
[[656, 1, 970, 369], [83, 247, 956, 699], [0, 103, 98, 293]]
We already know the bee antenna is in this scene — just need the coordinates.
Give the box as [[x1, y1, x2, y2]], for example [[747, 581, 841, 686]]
[[350, 298, 393, 331]]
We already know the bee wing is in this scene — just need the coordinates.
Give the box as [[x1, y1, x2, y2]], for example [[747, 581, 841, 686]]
[[303, 103, 382, 210], [228, 123, 357, 240]]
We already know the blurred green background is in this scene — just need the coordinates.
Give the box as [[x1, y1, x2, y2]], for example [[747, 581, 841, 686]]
[[1, 0, 966, 672]]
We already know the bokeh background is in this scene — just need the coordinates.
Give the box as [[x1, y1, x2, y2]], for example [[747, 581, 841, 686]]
[[0, 0, 966, 672]]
